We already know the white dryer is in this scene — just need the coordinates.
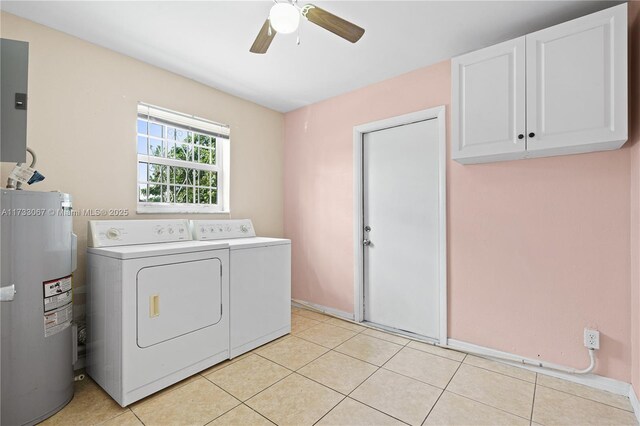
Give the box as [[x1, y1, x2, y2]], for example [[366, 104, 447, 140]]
[[191, 220, 290, 358], [86, 220, 229, 406]]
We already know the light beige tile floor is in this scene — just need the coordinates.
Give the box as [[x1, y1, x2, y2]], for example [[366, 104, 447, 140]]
[[41, 308, 639, 426]]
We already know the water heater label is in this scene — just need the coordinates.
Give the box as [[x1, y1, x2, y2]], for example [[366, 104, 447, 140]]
[[43, 276, 72, 298], [44, 290, 72, 312], [44, 304, 72, 338], [43, 275, 73, 337]]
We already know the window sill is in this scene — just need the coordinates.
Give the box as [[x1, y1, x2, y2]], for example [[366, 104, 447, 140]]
[[137, 204, 230, 214]]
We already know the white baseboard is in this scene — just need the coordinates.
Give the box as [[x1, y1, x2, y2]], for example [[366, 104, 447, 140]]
[[447, 339, 631, 397], [291, 299, 354, 321], [630, 385, 640, 423]]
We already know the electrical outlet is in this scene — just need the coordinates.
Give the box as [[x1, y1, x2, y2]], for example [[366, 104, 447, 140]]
[[584, 328, 600, 350]]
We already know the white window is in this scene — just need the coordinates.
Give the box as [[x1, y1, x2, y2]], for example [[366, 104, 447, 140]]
[[136, 103, 230, 213]]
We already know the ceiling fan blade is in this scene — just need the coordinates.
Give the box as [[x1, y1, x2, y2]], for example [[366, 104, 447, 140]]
[[302, 5, 365, 43], [250, 19, 276, 54]]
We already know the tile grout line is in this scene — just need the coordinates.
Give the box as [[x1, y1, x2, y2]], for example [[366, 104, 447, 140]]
[[111, 310, 635, 426], [346, 369, 413, 426], [330, 346, 390, 369], [420, 353, 467, 425], [293, 327, 360, 350], [201, 353, 298, 404], [200, 361, 292, 404], [530, 375, 537, 426], [536, 371, 635, 412], [298, 348, 391, 399], [251, 341, 330, 373], [376, 352, 456, 391], [202, 399, 243, 426], [445, 355, 534, 422], [296, 307, 469, 363], [407, 345, 468, 363], [129, 407, 146, 426], [130, 375, 204, 411], [534, 382, 636, 414], [358, 331, 412, 347], [395, 344, 467, 366], [311, 394, 348, 426], [296, 307, 418, 346], [158, 325, 493, 425], [242, 403, 278, 425], [315, 330, 468, 393], [341, 348, 425, 426], [214, 369, 296, 423], [461, 359, 537, 385], [324, 319, 368, 334], [95, 409, 141, 426], [321, 393, 413, 426], [321, 342, 414, 426], [292, 311, 334, 323], [247, 340, 406, 426], [293, 310, 637, 421], [330, 333, 405, 367], [442, 388, 534, 423]]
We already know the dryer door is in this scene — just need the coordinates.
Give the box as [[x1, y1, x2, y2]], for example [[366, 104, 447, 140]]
[[136, 257, 222, 348]]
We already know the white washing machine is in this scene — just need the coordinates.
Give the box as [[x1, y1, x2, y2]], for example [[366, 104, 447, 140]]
[[86, 220, 229, 406], [191, 220, 290, 358]]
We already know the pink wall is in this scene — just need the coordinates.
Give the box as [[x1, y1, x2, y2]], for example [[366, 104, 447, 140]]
[[284, 62, 451, 315], [285, 10, 640, 382], [628, 0, 640, 399]]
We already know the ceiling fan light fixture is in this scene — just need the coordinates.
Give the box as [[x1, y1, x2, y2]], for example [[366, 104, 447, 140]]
[[269, 3, 300, 34]]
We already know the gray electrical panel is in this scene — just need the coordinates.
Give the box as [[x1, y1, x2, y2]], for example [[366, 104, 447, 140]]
[[1, 38, 29, 163]]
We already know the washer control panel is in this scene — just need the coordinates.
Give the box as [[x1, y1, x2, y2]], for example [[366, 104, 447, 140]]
[[88, 220, 191, 247], [191, 219, 256, 240]]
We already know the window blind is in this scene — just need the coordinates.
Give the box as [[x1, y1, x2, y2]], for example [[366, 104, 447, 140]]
[[137, 103, 230, 139]]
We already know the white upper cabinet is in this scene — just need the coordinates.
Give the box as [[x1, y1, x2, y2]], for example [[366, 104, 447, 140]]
[[452, 37, 526, 163], [525, 4, 627, 157], [452, 3, 627, 164]]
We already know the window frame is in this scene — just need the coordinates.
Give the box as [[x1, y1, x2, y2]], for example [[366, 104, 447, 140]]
[[136, 103, 230, 214]]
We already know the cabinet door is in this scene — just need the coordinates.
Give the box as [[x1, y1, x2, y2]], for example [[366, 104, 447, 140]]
[[526, 3, 627, 155], [452, 37, 526, 164]]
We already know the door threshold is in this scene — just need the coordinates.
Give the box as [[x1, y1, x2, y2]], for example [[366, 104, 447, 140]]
[[361, 321, 439, 345]]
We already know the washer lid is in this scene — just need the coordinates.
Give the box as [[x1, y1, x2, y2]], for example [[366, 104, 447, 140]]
[[200, 237, 290, 250], [87, 240, 229, 260]]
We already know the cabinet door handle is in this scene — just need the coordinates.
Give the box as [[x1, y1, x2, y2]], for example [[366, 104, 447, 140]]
[[518, 134, 524, 140], [529, 132, 535, 138]]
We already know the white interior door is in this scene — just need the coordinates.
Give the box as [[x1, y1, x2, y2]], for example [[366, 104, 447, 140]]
[[363, 118, 441, 339]]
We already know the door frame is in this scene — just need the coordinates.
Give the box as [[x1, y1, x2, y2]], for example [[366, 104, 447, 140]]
[[352, 106, 447, 343]]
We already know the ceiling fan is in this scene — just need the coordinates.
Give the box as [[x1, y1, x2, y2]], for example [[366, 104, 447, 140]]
[[250, 0, 365, 54]]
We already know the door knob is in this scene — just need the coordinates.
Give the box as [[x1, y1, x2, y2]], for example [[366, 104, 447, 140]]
[[363, 240, 371, 246], [529, 132, 535, 138], [518, 134, 524, 140]]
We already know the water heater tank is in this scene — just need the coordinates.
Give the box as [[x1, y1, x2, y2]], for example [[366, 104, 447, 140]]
[[1, 190, 77, 425]]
